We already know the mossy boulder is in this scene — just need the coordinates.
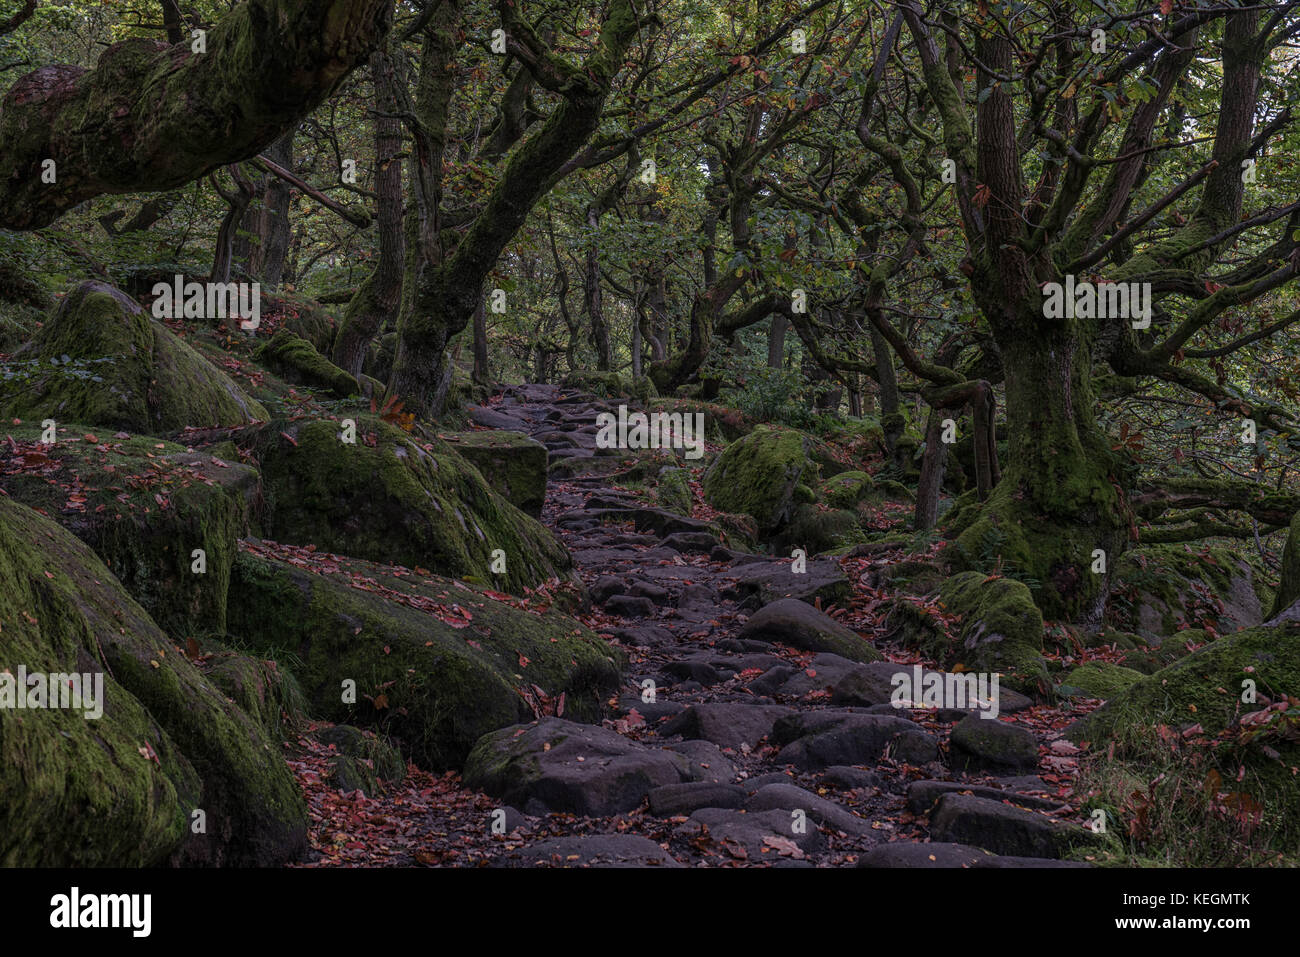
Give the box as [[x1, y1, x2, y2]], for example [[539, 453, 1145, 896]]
[[1068, 622, 1300, 849], [249, 415, 574, 595], [1108, 544, 1268, 641], [227, 546, 625, 768], [702, 426, 823, 534], [443, 430, 548, 518], [1061, 662, 1144, 699], [0, 281, 267, 434], [646, 397, 753, 442], [268, 292, 338, 354], [562, 370, 657, 402], [253, 329, 358, 397], [939, 573, 1049, 691], [201, 650, 309, 738], [0, 424, 258, 638], [0, 498, 307, 866], [888, 572, 1049, 692], [787, 503, 864, 554], [309, 724, 406, 785], [818, 470, 874, 509]]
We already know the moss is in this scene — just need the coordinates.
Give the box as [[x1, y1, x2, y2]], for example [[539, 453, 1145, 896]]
[[1061, 662, 1144, 699], [1068, 622, 1300, 850], [0, 424, 257, 638], [914, 571, 1051, 692], [562, 370, 658, 401], [701, 425, 822, 534], [310, 725, 406, 784], [443, 430, 548, 518], [787, 503, 863, 555], [0, 281, 266, 434], [227, 547, 625, 768], [818, 470, 874, 509], [0, 498, 306, 866], [202, 650, 310, 738], [645, 397, 754, 442], [1109, 543, 1266, 640], [254, 329, 358, 397], [250, 415, 573, 594]]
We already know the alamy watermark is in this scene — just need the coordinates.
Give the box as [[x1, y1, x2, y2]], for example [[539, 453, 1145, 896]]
[[891, 664, 1000, 719], [151, 274, 260, 331], [0, 666, 103, 719], [595, 405, 706, 460], [1042, 275, 1151, 329]]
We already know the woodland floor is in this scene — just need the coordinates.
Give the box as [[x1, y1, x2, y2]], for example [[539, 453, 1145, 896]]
[[287, 384, 1102, 868]]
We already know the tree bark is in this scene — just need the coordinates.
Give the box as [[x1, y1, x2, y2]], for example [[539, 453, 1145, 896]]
[[0, 0, 393, 230], [331, 46, 405, 377]]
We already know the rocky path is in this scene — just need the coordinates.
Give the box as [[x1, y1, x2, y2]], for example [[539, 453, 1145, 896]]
[[436, 384, 1100, 868]]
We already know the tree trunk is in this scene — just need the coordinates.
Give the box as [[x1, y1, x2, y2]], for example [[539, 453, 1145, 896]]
[[331, 46, 404, 376], [767, 312, 788, 368], [472, 297, 489, 385], [914, 409, 948, 531], [953, 323, 1126, 625], [0, 0, 393, 230]]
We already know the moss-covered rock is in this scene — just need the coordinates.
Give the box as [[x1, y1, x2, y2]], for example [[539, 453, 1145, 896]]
[[201, 649, 310, 738], [818, 470, 874, 509], [939, 573, 1049, 691], [562, 370, 658, 402], [1068, 621, 1300, 849], [1108, 544, 1268, 641], [227, 545, 625, 768], [0, 281, 267, 433], [702, 426, 823, 534], [249, 415, 573, 594], [0, 498, 306, 866], [887, 572, 1049, 692], [0, 424, 257, 638], [1061, 662, 1144, 699], [787, 503, 864, 554], [254, 329, 358, 397], [443, 430, 548, 518], [309, 724, 406, 785], [646, 397, 754, 442]]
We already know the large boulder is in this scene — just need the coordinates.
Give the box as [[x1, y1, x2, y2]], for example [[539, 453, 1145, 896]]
[[0, 498, 306, 866], [702, 426, 824, 534], [464, 717, 689, 816], [1108, 544, 1269, 641], [443, 430, 549, 518], [227, 545, 624, 768], [0, 281, 267, 433], [737, 598, 880, 663], [0, 424, 257, 637], [1067, 621, 1300, 850], [248, 415, 573, 595]]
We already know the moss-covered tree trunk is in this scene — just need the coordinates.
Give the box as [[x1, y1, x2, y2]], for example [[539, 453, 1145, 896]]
[[954, 318, 1127, 623], [386, 0, 643, 418], [331, 46, 405, 377], [0, 0, 393, 230]]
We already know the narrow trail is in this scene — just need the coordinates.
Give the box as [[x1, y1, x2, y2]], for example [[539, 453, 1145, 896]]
[[296, 383, 1098, 868]]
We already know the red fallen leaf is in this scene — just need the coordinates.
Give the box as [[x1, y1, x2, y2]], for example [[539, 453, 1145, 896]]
[[186, 637, 202, 659], [518, 653, 530, 668], [114, 431, 130, 439], [83, 433, 98, 443], [373, 693, 389, 710], [805, 668, 817, 678], [280, 431, 298, 447], [382, 645, 391, 654], [43, 571, 54, 579]]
